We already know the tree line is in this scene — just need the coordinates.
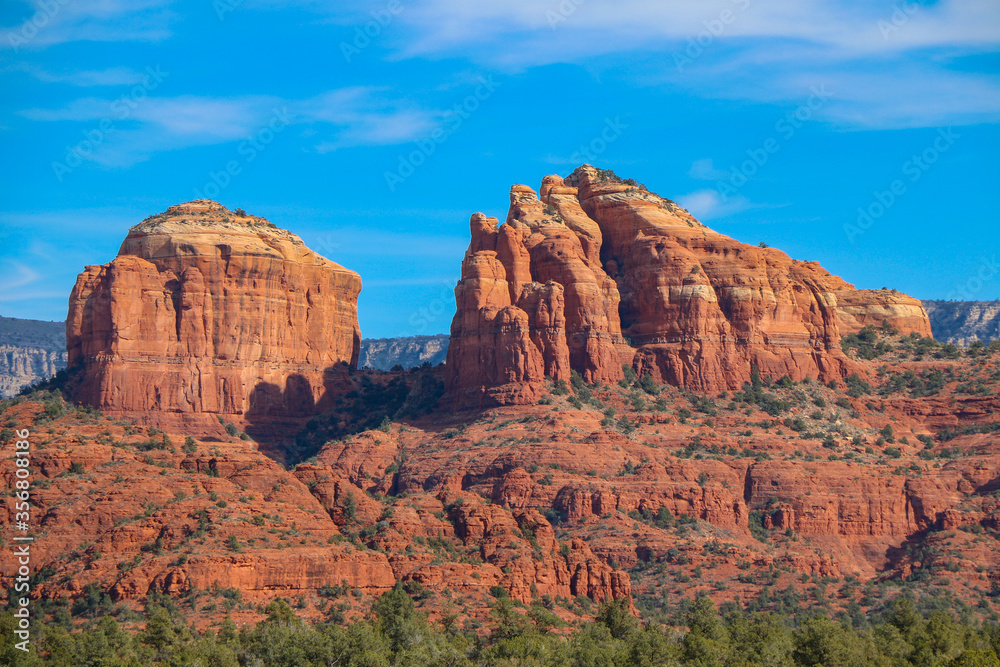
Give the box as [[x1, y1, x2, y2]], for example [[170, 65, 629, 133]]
[[3, 587, 1000, 666]]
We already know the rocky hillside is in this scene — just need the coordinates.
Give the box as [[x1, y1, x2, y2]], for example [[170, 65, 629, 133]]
[[0, 316, 67, 397], [924, 300, 1000, 345], [359, 334, 449, 370], [0, 314, 64, 349], [4, 329, 1000, 630]]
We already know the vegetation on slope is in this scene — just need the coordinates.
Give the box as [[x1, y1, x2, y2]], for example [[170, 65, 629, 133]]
[[4, 588, 1000, 666]]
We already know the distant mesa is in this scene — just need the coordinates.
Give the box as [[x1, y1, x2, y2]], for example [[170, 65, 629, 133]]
[[359, 334, 449, 370], [65, 200, 362, 437], [923, 300, 1000, 346], [0, 316, 67, 398], [446, 164, 932, 406]]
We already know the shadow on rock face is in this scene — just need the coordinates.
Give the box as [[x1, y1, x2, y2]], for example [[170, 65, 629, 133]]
[[244, 364, 353, 466], [246, 364, 448, 469]]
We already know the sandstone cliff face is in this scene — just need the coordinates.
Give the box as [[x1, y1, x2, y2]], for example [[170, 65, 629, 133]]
[[66, 201, 361, 433], [448, 165, 932, 404]]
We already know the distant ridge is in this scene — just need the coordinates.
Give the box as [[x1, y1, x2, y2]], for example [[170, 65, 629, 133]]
[[0, 315, 64, 349], [358, 334, 449, 370], [923, 300, 1000, 345], [0, 316, 67, 397]]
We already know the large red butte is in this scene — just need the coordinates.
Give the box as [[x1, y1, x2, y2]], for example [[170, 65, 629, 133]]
[[447, 165, 932, 406]]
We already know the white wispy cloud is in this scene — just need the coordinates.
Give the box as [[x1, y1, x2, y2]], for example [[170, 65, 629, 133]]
[[0, 207, 152, 313], [797, 67, 1000, 129], [304, 88, 440, 152], [18, 87, 442, 167], [386, 0, 1000, 59], [676, 188, 755, 220], [134, 96, 281, 139], [0, 257, 74, 306], [13, 64, 148, 86], [295, 0, 1000, 129], [0, 260, 40, 292], [688, 158, 730, 181], [19, 94, 285, 166], [1, 0, 177, 49], [660, 44, 1000, 129]]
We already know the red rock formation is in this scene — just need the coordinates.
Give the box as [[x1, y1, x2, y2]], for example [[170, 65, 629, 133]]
[[0, 404, 394, 618], [66, 200, 361, 435], [6, 338, 1000, 625], [400, 493, 631, 605], [448, 165, 932, 403]]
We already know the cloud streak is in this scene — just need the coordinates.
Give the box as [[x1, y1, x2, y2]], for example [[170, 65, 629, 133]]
[[389, 0, 1000, 59], [19, 87, 443, 167], [11, 64, 149, 86], [676, 188, 756, 221], [303, 0, 1000, 129], [304, 88, 440, 152], [1, 0, 176, 50]]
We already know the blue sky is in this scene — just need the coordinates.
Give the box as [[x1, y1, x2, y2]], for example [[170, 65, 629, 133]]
[[1, 0, 998, 338]]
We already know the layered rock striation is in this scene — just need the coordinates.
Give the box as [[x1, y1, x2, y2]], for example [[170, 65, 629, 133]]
[[66, 200, 361, 432], [448, 165, 931, 405]]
